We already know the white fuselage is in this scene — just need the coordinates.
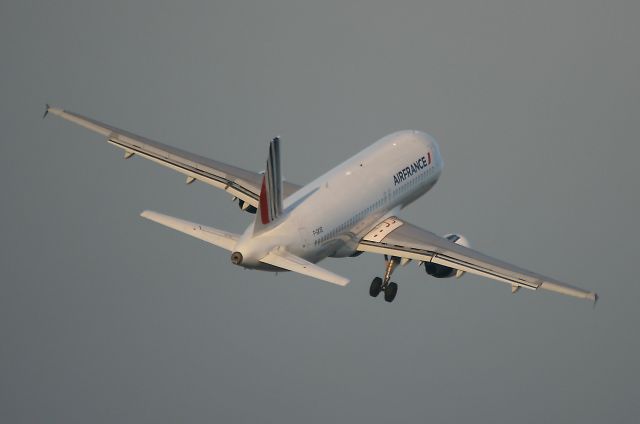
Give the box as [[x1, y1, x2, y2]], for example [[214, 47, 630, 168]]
[[233, 130, 443, 269]]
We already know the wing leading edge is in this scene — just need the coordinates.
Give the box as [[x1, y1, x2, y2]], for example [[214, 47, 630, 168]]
[[358, 217, 598, 303], [45, 106, 301, 207]]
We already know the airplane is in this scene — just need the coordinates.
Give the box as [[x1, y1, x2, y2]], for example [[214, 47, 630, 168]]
[[44, 105, 598, 304]]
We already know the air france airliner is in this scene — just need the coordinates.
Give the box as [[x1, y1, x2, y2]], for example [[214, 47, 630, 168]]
[[45, 105, 598, 303]]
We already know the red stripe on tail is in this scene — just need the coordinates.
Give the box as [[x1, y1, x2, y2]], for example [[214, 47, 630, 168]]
[[259, 176, 270, 224]]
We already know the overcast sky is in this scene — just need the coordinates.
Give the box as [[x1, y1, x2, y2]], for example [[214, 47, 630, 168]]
[[2, 1, 639, 423]]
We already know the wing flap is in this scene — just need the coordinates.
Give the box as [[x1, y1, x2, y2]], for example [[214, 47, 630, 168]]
[[260, 249, 350, 286]]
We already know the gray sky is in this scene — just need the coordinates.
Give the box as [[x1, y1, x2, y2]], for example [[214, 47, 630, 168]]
[[2, 1, 639, 423]]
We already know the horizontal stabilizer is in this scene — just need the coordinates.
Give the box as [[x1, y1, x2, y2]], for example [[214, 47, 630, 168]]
[[140, 210, 239, 251], [260, 249, 350, 286]]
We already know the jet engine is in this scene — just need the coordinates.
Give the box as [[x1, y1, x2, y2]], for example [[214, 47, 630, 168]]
[[238, 199, 257, 214], [424, 233, 470, 279]]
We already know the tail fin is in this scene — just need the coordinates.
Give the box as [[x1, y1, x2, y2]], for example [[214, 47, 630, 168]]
[[254, 137, 284, 233]]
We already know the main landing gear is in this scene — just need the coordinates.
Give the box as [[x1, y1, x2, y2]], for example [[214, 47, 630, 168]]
[[369, 256, 400, 303]]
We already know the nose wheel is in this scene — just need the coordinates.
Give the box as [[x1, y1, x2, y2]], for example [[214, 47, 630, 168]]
[[369, 256, 400, 302]]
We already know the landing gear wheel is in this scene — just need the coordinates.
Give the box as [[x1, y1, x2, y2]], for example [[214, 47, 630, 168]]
[[369, 277, 383, 297], [384, 282, 398, 303]]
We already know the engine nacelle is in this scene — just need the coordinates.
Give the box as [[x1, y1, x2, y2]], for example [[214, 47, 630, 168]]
[[424, 233, 470, 279]]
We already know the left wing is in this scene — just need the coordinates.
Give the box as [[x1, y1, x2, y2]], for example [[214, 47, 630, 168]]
[[358, 217, 598, 302], [45, 105, 301, 208]]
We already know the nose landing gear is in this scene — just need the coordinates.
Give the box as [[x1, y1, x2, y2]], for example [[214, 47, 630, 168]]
[[369, 256, 400, 302]]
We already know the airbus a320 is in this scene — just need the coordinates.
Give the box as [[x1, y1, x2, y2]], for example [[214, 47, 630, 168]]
[[45, 105, 598, 304]]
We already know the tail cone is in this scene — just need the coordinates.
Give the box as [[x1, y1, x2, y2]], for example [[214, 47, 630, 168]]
[[230, 252, 243, 265]]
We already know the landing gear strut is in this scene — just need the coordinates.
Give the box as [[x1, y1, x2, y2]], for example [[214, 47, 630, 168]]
[[369, 256, 400, 302]]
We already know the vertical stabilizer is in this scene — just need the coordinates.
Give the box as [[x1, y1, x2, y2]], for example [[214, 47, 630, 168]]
[[254, 137, 284, 233]]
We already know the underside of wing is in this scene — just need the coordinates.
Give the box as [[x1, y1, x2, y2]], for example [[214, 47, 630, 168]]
[[358, 217, 598, 302], [45, 106, 301, 207]]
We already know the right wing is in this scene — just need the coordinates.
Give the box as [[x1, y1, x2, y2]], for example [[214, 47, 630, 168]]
[[45, 106, 301, 207], [358, 217, 598, 303]]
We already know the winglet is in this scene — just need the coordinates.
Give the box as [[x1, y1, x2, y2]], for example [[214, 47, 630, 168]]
[[43, 103, 50, 119], [593, 292, 599, 309]]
